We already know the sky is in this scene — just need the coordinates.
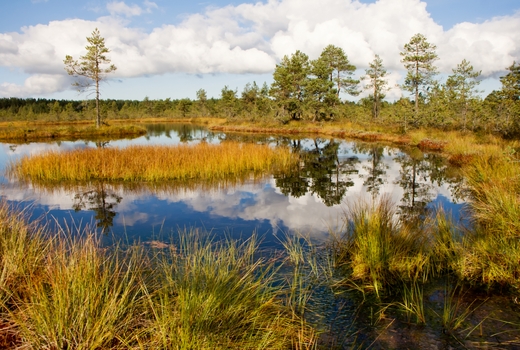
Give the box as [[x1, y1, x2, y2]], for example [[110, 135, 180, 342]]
[[0, 0, 519, 102]]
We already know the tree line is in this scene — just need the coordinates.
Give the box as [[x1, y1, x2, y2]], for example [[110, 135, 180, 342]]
[[1, 30, 519, 137]]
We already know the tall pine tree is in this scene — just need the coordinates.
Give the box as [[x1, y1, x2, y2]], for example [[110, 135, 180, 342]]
[[400, 33, 438, 126], [363, 54, 390, 120]]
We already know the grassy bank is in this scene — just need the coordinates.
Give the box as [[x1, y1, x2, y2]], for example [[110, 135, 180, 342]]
[[209, 119, 519, 166], [9, 141, 296, 182], [0, 117, 225, 143], [0, 201, 314, 349], [0, 121, 147, 142]]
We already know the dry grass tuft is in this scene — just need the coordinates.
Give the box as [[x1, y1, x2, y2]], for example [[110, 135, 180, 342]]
[[417, 139, 446, 152]]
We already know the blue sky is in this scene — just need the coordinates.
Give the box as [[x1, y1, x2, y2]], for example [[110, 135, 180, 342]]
[[0, 0, 519, 101]]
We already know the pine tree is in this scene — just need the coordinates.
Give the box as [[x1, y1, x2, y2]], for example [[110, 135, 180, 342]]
[[196, 88, 208, 116], [319, 45, 359, 97], [64, 28, 117, 128], [446, 59, 481, 130], [363, 54, 389, 120], [270, 51, 310, 121], [306, 56, 338, 121], [498, 61, 520, 135], [400, 33, 438, 123]]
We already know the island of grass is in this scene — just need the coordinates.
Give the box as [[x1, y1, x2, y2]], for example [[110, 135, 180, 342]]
[[9, 141, 296, 182]]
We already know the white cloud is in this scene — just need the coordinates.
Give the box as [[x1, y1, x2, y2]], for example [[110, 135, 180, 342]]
[[143, 0, 158, 13], [439, 15, 520, 77], [0, 74, 70, 97], [107, 1, 143, 17], [0, 0, 519, 97]]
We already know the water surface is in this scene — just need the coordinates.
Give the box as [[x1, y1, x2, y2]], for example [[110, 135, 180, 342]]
[[0, 123, 465, 248]]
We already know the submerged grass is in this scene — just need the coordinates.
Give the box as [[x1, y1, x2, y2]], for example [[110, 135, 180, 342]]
[[397, 280, 426, 325], [0, 200, 315, 349], [10, 141, 296, 182], [440, 283, 485, 335]]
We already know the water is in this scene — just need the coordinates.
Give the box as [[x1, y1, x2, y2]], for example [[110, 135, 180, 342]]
[[0, 123, 465, 247], [4, 123, 520, 348]]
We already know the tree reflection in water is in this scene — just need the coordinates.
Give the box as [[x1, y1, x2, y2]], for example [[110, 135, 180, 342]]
[[355, 143, 390, 199], [144, 123, 216, 143], [72, 181, 122, 234], [13, 127, 465, 233], [275, 138, 358, 206], [394, 148, 464, 226], [275, 139, 465, 216]]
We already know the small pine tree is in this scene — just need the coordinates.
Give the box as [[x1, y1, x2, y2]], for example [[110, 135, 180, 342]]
[[64, 28, 117, 128]]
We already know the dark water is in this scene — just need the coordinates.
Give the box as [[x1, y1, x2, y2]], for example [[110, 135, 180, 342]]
[[0, 123, 465, 247]]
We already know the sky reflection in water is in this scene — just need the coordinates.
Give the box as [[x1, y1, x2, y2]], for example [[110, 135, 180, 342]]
[[0, 124, 466, 247]]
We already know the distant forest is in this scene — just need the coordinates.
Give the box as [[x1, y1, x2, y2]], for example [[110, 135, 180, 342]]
[[1, 38, 519, 137]]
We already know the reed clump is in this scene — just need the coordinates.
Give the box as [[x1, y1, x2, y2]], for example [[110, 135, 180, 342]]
[[9, 233, 146, 349], [10, 142, 296, 182], [330, 198, 469, 298], [454, 153, 520, 288], [333, 198, 431, 297], [146, 232, 314, 349], [0, 202, 51, 304], [464, 154, 520, 237]]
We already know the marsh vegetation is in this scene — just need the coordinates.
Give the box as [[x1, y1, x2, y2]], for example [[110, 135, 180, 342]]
[[1, 122, 519, 348], [0, 201, 315, 349], [0, 121, 146, 142]]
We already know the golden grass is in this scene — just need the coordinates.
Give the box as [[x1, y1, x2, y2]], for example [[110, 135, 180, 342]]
[[465, 154, 520, 237], [437, 152, 520, 288], [0, 122, 147, 141], [10, 142, 296, 182], [126, 116, 227, 126]]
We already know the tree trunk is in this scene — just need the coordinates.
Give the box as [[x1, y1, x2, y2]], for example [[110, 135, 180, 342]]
[[95, 60, 101, 128], [415, 55, 419, 121]]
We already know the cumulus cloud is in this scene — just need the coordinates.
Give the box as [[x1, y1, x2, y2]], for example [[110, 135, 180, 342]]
[[0, 74, 70, 97], [0, 0, 519, 97], [439, 15, 520, 77]]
